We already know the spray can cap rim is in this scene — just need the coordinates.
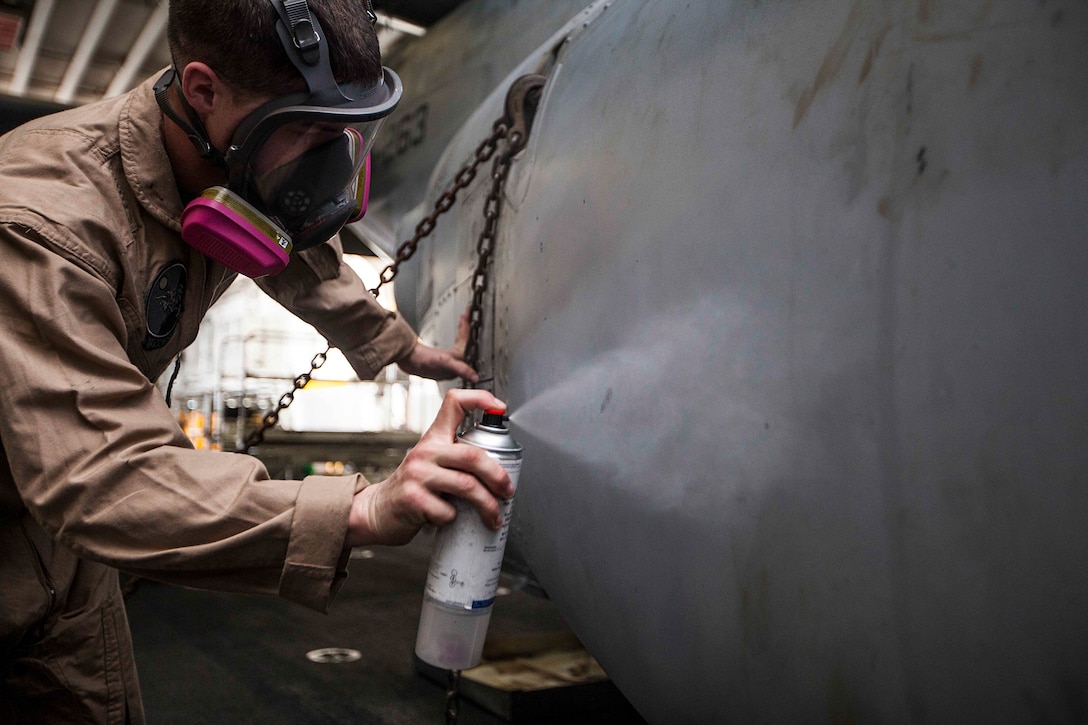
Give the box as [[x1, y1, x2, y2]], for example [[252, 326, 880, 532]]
[[480, 408, 508, 429]]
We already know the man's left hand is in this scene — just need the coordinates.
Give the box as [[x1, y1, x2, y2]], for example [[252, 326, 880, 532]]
[[395, 308, 479, 382], [397, 340, 478, 382]]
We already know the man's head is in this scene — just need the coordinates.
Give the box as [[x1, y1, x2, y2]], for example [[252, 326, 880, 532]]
[[159, 0, 401, 278], [167, 0, 382, 101]]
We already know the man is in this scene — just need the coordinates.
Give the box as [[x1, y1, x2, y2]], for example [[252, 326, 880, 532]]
[[0, 1, 511, 722]]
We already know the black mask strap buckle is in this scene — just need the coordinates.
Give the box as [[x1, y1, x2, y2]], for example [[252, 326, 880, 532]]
[[269, 0, 350, 103], [278, 0, 321, 66]]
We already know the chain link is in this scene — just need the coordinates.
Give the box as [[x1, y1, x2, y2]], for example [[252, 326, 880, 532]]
[[462, 135, 518, 374], [241, 348, 329, 453], [369, 120, 510, 298], [445, 669, 461, 725]]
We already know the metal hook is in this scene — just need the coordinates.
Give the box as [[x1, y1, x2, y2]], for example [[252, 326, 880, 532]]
[[502, 74, 548, 156]]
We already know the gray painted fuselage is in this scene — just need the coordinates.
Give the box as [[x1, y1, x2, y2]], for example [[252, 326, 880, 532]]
[[389, 1, 1088, 722]]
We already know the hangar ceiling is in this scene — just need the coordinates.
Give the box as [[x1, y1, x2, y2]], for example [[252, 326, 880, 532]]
[[0, 0, 459, 110]]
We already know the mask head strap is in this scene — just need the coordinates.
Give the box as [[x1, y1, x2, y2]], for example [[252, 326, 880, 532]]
[[153, 67, 228, 170], [269, 0, 348, 104]]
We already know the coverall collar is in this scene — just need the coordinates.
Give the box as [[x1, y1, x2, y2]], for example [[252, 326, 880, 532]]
[[118, 69, 185, 234]]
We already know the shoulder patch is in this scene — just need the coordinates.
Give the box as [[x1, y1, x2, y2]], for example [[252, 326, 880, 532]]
[[143, 261, 187, 350]]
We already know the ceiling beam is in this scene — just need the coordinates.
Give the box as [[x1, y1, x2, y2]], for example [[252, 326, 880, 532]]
[[55, 0, 120, 104], [8, 0, 56, 97], [104, 0, 168, 98]]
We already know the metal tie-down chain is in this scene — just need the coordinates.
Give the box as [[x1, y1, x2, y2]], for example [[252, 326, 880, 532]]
[[241, 72, 546, 453], [445, 669, 462, 725], [241, 75, 545, 725]]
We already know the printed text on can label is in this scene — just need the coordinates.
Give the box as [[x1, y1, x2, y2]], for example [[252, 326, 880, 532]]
[[423, 457, 521, 610]]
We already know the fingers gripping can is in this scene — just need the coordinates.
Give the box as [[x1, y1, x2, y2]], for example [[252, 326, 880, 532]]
[[415, 408, 523, 670]]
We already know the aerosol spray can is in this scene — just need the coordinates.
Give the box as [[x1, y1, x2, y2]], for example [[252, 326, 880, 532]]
[[415, 408, 523, 670]]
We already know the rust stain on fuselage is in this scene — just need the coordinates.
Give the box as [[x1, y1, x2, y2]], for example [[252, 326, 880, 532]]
[[793, 0, 866, 128], [858, 23, 893, 84], [918, 0, 931, 24], [968, 54, 983, 87]]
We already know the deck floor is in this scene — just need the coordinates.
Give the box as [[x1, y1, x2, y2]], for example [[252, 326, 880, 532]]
[[125, 532, 647, 724]]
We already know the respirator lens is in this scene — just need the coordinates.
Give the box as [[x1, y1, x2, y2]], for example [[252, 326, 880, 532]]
[[245, 118, 383, 248], [252, 121, 374, 212]]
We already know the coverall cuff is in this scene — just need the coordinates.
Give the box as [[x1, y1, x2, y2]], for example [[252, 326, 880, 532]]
[[278, 474, 360, 612], [342, 313, 419, 380]]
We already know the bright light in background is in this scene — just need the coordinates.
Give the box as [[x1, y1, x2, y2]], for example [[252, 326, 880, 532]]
[[164, 254, 442, 445]]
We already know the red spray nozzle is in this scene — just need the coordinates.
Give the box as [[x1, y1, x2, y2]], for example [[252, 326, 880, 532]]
[[481, 408, 508, 428]]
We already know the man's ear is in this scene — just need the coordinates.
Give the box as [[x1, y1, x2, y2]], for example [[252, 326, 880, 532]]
[[179, 62, 220, 116]]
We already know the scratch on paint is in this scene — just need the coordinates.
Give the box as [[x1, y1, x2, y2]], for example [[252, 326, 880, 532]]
[[600, 387, 613, 414], [793, 0, 866, 129]]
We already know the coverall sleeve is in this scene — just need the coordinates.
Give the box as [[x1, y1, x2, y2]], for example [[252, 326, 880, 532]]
[[0, 222, 357, 612], [255, 234, 419, 380]]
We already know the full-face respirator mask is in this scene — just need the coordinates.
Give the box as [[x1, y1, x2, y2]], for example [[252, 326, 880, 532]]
[[155, 0, 402, 278]]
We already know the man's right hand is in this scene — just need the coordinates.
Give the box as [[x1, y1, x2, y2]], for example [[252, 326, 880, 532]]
[[345, 389, 514, 547]]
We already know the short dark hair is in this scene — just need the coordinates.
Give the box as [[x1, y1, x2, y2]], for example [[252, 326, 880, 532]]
[[167, 0, 382, 99]]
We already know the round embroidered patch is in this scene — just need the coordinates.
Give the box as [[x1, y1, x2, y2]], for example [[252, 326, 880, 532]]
[[143, 262, 187, 350]]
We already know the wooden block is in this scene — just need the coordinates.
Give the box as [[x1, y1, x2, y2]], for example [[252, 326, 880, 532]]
[[415, 633, 633, 722]]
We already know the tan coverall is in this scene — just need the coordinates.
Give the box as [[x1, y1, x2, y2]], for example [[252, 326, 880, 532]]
[[0, 73, 418, 723]]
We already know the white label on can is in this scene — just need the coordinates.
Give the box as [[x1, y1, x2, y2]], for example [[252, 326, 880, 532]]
[[424, 456, 522, 610]]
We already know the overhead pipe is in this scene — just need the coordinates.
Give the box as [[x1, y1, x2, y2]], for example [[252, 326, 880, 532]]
[[12, 3, 420, 104], [104, 0, 167, 99], [8, 0, 56, 97], [54, 0, 120, 105]]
